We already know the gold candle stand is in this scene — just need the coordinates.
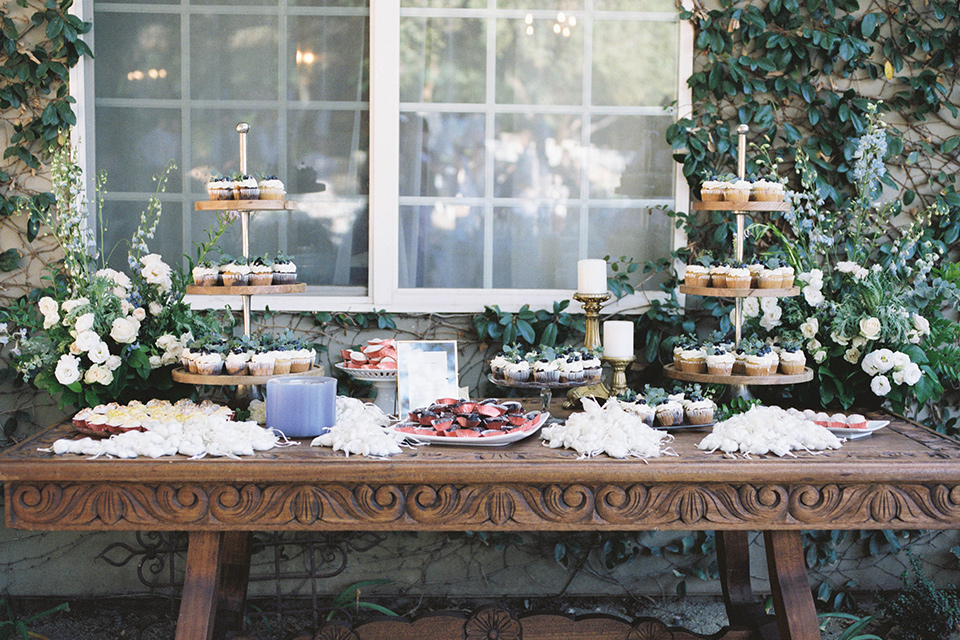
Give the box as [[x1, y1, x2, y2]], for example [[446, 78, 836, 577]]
[[573, 292, 611, 352], [603, 355, 635, 397]]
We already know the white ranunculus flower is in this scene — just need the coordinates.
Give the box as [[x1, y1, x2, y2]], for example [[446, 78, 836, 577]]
[[105, 355, 122, 371], [54, 354, 82, 386], [742, 297, 760, 318], [803, 285, 825, 306], [861, 352, 881, 376], [148, 355, 163, 369], [813, 350, 828, 363], [913, 313, 930, 336], [870, 374, 891, 397], [859, 317, 882, 341], [831, 332, 849, 346], [149, 301, 163, 316], [800, 317, 819, 339], [844, 346, 861, 364], [902, 362, 922, 386], [873, 349, 895, 373], [75, 330, 101, 353], [74, 313, 95, 333], [84, 364, 114, 386], [110, 317, 140, 344], [890, 351, 911, 369], [87, 341, 110, 364]]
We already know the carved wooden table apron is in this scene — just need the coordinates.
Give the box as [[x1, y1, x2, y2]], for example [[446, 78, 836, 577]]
[[3, 414, 960, 640]]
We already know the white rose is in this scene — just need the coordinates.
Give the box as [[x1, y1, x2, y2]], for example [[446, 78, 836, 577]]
[[132, 307, 147, 322], [913, 314, 930, 336], [160, 352, 178, 366], [805, 269, 824, 286], [42, 311, 60, 330], [831, 332, 849, 346], [902, 362, 922, 386], [75, 330, 101, 353], [760, 297, 779, 313], [68, 341, 82, 355], [148, 355, 163, 369], [61, 298, 88, 314], [156, 334, 178, 350], [38, 296, 58, 317], [803, 285, 824, 306], [105, 355, 122, 371], [844, 346, 861, 364], [84, 364, 114, 386], [870, 375, 891, 397], [88, 341, 111, 364], [807, 339, 822, 351], [120, 300, 134, 315], [110, 317, 140, 344], [180, 331, 194, 344], [141, 258, 173, 291], [861, 352, 881, 376], [166, 343, 183, 358], [760, 308, 783, 331], [149, 302, 163, 316], [813, 350, 828, 363], [907, 330, 921, 344], [873, 349, 895, 373], [74, 313, 95, 333], [54, 354, 82, 386], [852, 336, 867, 348], [800, 318, 819, 339], [141, 253, 164, 265], [859, 317, 882, 341], [742, 298, 760, 318]]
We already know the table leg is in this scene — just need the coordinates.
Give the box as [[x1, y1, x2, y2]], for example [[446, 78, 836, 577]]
[[176, 531, 225, 640], [716, 531, 779, 639], [213, 532, 252, 638], [763, 530, 821, 640]]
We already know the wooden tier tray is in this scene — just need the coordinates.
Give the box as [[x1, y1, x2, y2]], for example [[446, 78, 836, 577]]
[[679, 285, 799, 298], [185, 283, 305, 295], [663, 363, 813, 385], [691, 201, 790, 212], [172, 365, 326, 386], [195, 200, 295, 211]]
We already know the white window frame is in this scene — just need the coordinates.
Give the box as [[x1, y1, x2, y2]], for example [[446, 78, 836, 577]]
[[70, 0, 692, 315]]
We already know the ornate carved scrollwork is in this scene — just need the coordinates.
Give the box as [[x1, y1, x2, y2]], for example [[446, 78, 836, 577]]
[[464, 608, 522, 640], [9, 481, 960, 530]]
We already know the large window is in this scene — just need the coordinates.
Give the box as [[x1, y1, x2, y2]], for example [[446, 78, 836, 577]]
[[76, 0, 688, 312]]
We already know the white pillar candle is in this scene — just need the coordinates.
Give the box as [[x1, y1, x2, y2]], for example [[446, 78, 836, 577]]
[[266, 376, 337, 438], [603, 321, 634, 359], [577, 259, 607, 294]]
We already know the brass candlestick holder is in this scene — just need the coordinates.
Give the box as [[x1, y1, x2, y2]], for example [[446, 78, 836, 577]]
[[603, 355, 635, 397], [573, 292, 611, 352]]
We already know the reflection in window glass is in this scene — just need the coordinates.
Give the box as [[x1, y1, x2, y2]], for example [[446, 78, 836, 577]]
[[400, 113, 485, 198], [492, 206, 579, 289], [399, 205, 483, 288], [589, 116, 675, 199], [93, 1, 370, 289], [594, 0, 676, 10], [400, 17, 485, 104], [494, 113, 582, 200], [496, 17, 583, 106], [593, 20, 677, 107], [587, 207, 673, 289], [497, 0, 583, 9], [94, 13, 180, 100]]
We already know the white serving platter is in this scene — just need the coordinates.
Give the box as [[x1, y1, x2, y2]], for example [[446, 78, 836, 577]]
[[391, 412, 549, 447], [827, 420, 890, 440]]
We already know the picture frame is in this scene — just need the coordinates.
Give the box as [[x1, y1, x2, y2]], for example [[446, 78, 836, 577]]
[[396, 340, 460, 416]]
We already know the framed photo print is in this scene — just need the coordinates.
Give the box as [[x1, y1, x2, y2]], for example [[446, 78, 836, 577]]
[[396, 340, 460, 416]]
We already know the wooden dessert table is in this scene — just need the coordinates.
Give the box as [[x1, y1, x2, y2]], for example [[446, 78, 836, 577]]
[[2, 409, 960, 640]]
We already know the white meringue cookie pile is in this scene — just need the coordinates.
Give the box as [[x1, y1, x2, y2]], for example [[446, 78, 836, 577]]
[[540, 397, 675, 459], [43, 415, 287, 459], [697, 405, 843, 457], [310, 396, 406, 457]]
